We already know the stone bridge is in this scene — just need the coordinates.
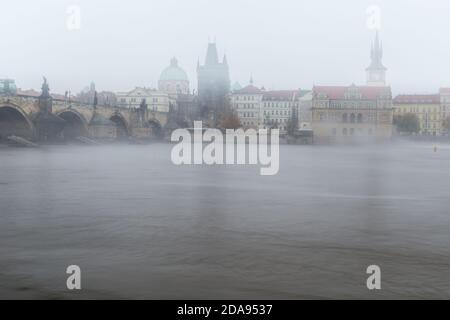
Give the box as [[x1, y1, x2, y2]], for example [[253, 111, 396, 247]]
[[0, 94, 168, 142]]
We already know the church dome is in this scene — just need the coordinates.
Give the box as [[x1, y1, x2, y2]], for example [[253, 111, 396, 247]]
[[159, 57, 188, 82]]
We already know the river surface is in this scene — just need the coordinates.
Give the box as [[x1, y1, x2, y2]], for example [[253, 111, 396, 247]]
[[1, 142, 450, 299]]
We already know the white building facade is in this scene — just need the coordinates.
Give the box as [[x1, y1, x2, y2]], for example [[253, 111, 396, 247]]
[[262, 90, 299, 133], [116, 87, 170, 113], [230, 82, 263, 129]]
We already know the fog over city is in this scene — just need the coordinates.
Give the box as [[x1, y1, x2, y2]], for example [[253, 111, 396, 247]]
[[1, 0, 450, 94], [3, 0, 450, 303]]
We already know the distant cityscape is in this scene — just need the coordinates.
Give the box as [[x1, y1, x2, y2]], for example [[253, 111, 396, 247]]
[[1, 31, 450, 145]]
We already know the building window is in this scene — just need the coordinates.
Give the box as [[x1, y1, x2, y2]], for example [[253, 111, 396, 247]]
[[342, 113, 348, 123], [350, 113, 356, 123], [343, 128, 348, 135], [357, 113, 363, 123]]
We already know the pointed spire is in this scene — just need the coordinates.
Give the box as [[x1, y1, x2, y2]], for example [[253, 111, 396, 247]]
[[368, 30, 385, 70], [249, 74, 254, 85], [205, 42, 219, 65], [222, 54, 227, 65]]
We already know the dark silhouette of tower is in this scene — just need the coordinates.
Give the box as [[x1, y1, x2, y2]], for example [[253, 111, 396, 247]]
[[197, 42, 230, 122]]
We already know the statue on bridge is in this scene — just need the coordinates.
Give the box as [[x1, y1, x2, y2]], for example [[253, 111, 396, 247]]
[[93, 91, 98, 110], [41, 76, 50, 98], [34, 77, 65, 141], [138, 98, 148, 127]]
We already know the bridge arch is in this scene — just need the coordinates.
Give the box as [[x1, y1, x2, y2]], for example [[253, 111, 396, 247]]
[[109, 112, 130, 140], [0, 103, 35, 141], [148, 118, 163, 138], [57, 109, 89, 140]]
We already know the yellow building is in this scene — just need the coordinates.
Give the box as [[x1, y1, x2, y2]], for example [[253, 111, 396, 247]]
[[311, 85, 393, 143], [393, 94, 441, 136]]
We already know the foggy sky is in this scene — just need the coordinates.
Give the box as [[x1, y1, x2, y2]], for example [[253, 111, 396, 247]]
[[1, 0, 449, 95]]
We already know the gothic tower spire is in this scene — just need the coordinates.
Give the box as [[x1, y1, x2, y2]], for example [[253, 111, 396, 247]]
[[366, 30, 387, 86], [205, 42, 219, 65]]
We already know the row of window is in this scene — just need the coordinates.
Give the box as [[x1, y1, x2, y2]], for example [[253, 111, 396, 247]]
[[396, 107, 440, 113], [240, 112, 256, 118], [264, 110, 291, 116], [318, 112, 369, 122], [264, 118, 289, 124], [332, 128, 374, 136], [234, 102, 297, 108], [342, 113, 363, 123], [315, 102, 391, 109], [234, 103, 258, 109], [235, 95, 258, 101], [120, 97, 161, 103]]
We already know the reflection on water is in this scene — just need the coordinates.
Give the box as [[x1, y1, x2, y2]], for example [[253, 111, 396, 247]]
[[1, 143, 450, 299]]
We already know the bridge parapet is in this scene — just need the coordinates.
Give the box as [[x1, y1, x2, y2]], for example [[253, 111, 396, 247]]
[[1, 94, 169, 142]]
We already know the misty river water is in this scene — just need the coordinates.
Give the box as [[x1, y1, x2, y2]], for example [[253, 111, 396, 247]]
[[1, 142, 450, 299]]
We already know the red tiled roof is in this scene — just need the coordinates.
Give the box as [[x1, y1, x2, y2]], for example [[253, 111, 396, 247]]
[[16, 89, 40, 97], [262, 90, 299, 101], [313, 85, 390, 100], [234, 84, 263, 94], [393, 94, 439, 104]]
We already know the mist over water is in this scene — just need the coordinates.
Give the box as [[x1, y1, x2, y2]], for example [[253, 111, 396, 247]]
[[1, 143, 450, 299]]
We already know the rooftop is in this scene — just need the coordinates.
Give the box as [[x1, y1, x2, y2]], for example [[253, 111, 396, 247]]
[[393, 94, 440, 104], [313, 85, 391, 100]]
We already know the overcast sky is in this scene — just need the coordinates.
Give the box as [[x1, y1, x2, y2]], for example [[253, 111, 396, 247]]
[[1, 0, 449, 95]]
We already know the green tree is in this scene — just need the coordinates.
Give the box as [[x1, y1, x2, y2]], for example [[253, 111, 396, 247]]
[[393, 113, 420, 134], [218, 109, 241, 130]]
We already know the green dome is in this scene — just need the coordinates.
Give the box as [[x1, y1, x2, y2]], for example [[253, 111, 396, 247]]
[[159, 57, 188, 81]]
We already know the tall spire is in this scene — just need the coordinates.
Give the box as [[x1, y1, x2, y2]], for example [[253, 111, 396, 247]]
[[369, 30, 384, 69], [366, 30, 387, 86], [205, 42, 219, 65]]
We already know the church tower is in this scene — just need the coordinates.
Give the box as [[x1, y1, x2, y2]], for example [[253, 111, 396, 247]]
[[366, 31, 387, 86], [197, 42, 230, 112]]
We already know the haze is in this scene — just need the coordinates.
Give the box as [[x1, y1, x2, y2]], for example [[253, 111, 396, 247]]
[[1, 0, 449, 94]]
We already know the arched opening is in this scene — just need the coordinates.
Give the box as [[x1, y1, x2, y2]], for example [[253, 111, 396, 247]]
[[0, 105, 33, 142], [58, 110, 88, 141], [350, 113, 356, 123], [357, 113, 363, 123], [148, 119, 163, 139], [109, 114, 129, 140]]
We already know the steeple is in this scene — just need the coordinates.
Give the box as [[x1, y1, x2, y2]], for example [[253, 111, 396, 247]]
[[369, 31, 384, 69], [205, 42, 219, 65], [366, 31, 387, 86]]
